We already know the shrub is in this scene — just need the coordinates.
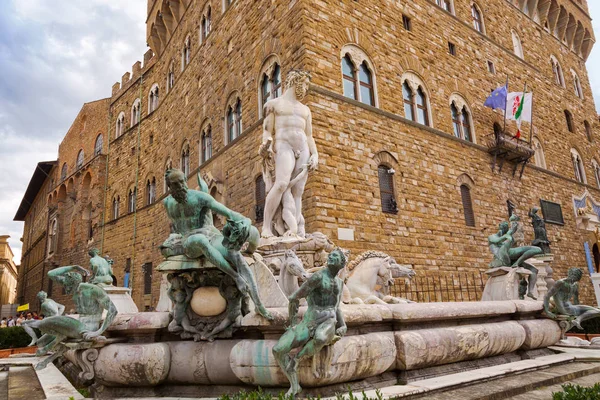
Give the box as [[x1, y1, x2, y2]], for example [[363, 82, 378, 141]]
[[552, 383, 600, 400], [0, 327, 35, 349]]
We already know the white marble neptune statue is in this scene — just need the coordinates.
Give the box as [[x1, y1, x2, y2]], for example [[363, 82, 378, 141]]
[[259, 69, 318, 239]]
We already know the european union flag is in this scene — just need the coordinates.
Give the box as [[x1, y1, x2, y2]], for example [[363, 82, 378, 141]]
[[484, 85, 508, 110]]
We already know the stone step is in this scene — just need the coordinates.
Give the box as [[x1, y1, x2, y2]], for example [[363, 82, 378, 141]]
[[8, 366, 45, 400], [0, 370, 8, 400], [325, 353, 587, 399], [511, 372, 600, 400]]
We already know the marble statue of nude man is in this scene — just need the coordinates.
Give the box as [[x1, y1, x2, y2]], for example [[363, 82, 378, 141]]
[[259, 69, 318, 238], [273, 248, 347, 397], [544, 267, 600, 330], [162, 169, 272, 320]]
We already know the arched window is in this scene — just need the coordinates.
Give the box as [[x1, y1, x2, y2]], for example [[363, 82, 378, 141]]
[[592, 160, 600, 189], [460, 185, 476, 227], [450, 100, 474, 142], [532, 137, 546, 169], [572, 71, 583, 99], [148, 84, 159, 113], [436, 0, 453, 13], [261, 63, 282, 109], [164, 159, 172, 193], [403, 82, 414, 121], [378, 165, 398, 214], [415, 87, 429, 126], [551, 57, 565, 87], [115, 112, 125, 138], [48, 219, 58, 255], [471, 3, 484, 33], [128, 188, 137, 213], [255, 175, 266, 222], [564, 110, 574, 133], [181, 145, 190, 177], [201, 7, 212, 42], [512, 31, 524, 59], [131, 99, 141, 127], [61, 163, 68, 181], [146, 178, 156, 205], [226, 97, 243, 143], [182, 36, 191, 69], [94, 134, 103, 156], [112, 196, 120, 220], [76, 150, 84, 170], [342, 55, 356, 100], [402, 73, 431, 127], [201, 126, 212, 163], [358, 62, 375, 106], [571, 149, 586, 183], [584, 120, 593, 142]]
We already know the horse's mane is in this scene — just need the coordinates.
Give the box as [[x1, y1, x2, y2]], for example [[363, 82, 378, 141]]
[[347, 251, 391, 272]]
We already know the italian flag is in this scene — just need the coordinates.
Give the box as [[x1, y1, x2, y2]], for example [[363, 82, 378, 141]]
[[506, 92, 533, 139]]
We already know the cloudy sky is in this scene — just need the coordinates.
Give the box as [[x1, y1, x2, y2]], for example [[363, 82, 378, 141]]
[[1, 1, 600, 264]]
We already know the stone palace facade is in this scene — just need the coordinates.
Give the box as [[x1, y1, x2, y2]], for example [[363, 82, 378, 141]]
[[15, 0, 599, 310]]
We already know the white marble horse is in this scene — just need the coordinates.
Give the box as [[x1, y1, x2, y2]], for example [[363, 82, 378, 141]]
[[277, 249, 311, 297], [345, 251, 415, 304]]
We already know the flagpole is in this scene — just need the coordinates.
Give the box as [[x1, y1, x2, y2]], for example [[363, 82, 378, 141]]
[[502, 74, 509, 134], [528, 89, 534, 144]]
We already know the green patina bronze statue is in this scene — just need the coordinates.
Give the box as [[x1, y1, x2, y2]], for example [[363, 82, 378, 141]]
[[23, 291, 65, 346], [488, 220, 543, 299], [273, 248, 348, 397], [88, 248, 114, 287], [23, 265, 118, 369], [544, 268, 600, 330], [161, 169, 272, 321]]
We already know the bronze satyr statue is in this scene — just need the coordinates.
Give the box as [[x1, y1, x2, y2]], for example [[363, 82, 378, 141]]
[[273, 248, 348, 397], [544, 267, 600, 330], [23, 291, 65, 346], [529, 207, 551, 254], [161, 168, 272, 320], [488, 220, 543, 299], [88, 248, 114, 287]]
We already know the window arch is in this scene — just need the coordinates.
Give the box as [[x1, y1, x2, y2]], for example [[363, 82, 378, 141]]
[[584, 120, 592, 142], [148, 84, 159, 113], [201, 6, 212, 42], [255, 175, 266, 222], [115, 112, 125, 138], [592, 159, 600, 189], [76, 150, 84, 170], [401, 72, 431, 127], [378, 165, 398, 214], [260, 59, 282, 112], [551, 56, 565, 87], [340, 45, 377, 107], [112, 196, 120, 220], [61, 163, 68, 181], [226, 96, 242, 143], [181, 143, 190, 177], [146, 177, 156, 205], [435, 0, 454, 14], [471, 3, 485, 33], [94, 134, 103, 156], [572, 70, 583, 99], [564, 110, 574, 133], [182, 35, 191, 70], [131, 98, 141, 127], [532, 137, 546, 169], [449, 94, 474, 143], [512, 30, 524, 59], [571, 148, 586, 183], [201, 125, 213, 163], [128, 187, 137, 213]]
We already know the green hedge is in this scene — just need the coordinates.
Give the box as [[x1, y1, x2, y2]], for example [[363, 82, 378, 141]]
[[0, 327, 35, 349], [553, 383, 600, 399]]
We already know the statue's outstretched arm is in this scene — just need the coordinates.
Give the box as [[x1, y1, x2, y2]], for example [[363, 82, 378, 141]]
[[261, 104, 275, 146], [48, 265, 88, 284]]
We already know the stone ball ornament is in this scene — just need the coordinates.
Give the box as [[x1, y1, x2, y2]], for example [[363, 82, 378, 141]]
[[190, 286, 227, 317]]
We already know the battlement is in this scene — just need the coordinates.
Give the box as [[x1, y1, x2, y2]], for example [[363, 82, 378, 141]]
[[111, 50, 156, 97]]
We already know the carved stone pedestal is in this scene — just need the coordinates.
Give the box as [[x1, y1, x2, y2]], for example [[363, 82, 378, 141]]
[[481, 266, 536, 301], [526, 254, 555, 300], [103, 286, 138, 314]]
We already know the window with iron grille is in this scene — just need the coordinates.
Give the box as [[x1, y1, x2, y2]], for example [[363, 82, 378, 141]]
[[460, 185, 475, 227], [143, 262, 153, 295], [540, 200, 564, 225], [255, 175, 266, 222], [378, 165, 398, 214]]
